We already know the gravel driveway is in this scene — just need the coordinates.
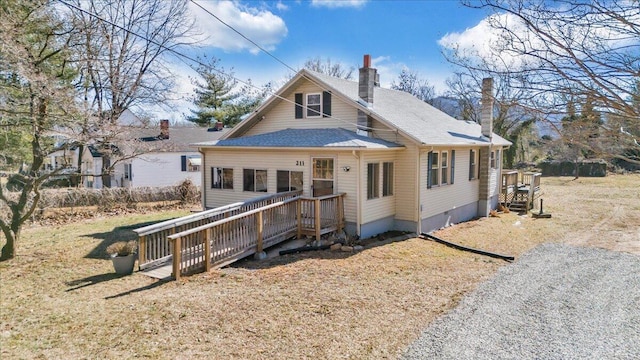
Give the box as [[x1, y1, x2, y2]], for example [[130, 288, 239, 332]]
[[402, 243, 640, 359]]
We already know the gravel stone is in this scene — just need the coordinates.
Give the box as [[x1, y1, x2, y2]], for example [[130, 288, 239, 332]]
[[402, 243, 640, 360]]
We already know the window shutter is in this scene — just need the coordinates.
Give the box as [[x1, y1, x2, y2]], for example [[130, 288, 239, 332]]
[[294, 93, 303, 119], [181, 155, 187, 171], [451, 150, 455, 184], [322, 91, 331, 117], [210, 167, 214, 189], [129, 164, 133, 180], [427, 151, 433, 189], [477, 149, 482, 179]]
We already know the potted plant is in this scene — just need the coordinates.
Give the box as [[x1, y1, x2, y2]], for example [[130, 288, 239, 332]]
[[106, 240, 137, 275]]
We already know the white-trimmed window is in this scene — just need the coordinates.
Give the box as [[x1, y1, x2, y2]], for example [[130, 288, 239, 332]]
[[243, 169, 268, 192], [490, 150, 496, 168], [306, 93, 322, 117], [277, 170, 303, 192], [428, 151, 439, 188], [383, 162, 394, 196], [124, 163, 132, 180], [212, 167, 233, 189], [441, 151, 449, 185], [367, 163, 380, 199], [469, 149, 477, 180]]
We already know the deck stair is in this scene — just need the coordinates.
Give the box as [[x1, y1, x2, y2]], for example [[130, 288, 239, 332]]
[[134, 191, 345, 280], [500, 170, 542, 213]]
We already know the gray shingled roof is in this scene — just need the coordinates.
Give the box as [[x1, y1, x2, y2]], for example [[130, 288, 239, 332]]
[[193, 128, 403, 149], [132, 127, 229, 152], [304, 70, 511, 147]]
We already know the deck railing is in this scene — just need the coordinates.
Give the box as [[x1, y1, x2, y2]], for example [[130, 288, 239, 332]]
[[500, 170, 543, 210], [166, 193, 345, 279], [133, 190, 302, 270]]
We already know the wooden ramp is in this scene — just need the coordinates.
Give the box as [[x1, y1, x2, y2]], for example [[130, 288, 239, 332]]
[[134, 192, 345, 280]]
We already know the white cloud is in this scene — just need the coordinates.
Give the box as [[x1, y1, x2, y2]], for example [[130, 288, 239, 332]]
[[275, 1, 289, 11], [311, 0, 368, 9], [189, 1, 288, 54]]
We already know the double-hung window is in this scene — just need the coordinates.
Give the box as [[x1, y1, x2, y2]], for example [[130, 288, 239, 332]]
[[367, 163, 380, 199], [306, 93, 322, 117], [244, 169, 268, 192], [428, 152, 440, 188], [212, 167, 233, 189], [441, 152, 449, 185], [469, 150, 477, 180]]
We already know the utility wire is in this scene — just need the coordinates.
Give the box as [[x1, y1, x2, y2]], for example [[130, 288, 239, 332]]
[[57, 0, 396, 133], [189, 0, 297, 74]]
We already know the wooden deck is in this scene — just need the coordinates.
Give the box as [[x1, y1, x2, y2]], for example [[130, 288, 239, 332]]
[[500, 170, 542, 212], [135, 192, 345, 280]]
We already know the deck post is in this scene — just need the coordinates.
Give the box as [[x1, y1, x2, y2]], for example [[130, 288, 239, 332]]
[[172, 237, 181, 281], [204, 229, 211, 272], [338, 195, 344, 232], [314, 198, 321, 240], [296, 199, 302, 239], [138, 235, 146, 270], [256, 211, 264, 253]]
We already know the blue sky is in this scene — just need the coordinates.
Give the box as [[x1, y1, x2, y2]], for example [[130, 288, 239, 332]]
[[161, 0, 495, 121]]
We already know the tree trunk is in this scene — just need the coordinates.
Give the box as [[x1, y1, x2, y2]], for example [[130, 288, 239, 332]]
[[0, 229, 17, 261]]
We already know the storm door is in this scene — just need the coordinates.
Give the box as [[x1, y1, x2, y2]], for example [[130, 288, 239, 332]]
[[312, 158, 334, 197]]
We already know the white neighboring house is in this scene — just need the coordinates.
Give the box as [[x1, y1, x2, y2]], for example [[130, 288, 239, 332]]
[[118, 121, 228, 188]]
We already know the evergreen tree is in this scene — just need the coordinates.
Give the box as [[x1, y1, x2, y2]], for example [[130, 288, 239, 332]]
[[187, 57, 264, 128]]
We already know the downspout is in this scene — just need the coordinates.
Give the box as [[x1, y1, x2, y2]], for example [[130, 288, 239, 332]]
[[415, 146, 422, 235], [199, 148, 206, 209], [352, 150, 361, 238]]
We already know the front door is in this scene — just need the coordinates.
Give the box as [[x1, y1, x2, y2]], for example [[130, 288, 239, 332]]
[[312, 158, 334, 197]]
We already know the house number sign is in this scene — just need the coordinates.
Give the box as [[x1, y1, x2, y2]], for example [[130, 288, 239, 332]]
[[296, 161, 305, 166]]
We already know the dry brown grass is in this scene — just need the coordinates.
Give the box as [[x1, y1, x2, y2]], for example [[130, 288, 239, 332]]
[[1, 174, 639, 359]]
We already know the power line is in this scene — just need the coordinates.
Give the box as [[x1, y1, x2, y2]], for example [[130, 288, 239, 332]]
[[56, 0, 396, 133], [189, 0, 297, 74]]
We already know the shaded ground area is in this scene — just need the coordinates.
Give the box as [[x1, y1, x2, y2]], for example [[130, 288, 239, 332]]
[[402, 244, 640, 359]]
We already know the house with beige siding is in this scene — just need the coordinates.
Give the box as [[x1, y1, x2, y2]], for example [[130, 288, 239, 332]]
[[192, 55, 510, 239]]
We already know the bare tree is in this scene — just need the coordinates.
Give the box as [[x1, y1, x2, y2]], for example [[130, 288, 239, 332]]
[[0, 0, 79, 260], [451, 0, 640, 165], [391, 68, 436, 104], [303, 57, 355, 80], [65, 0, 196, 186]]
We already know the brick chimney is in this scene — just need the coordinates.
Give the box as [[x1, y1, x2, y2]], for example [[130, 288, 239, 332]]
[[478, 78, 493, 217], [357, 54, 377, 136], [159, 119, 169, 139]]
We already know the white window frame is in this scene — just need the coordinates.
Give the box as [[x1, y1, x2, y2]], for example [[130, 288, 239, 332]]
[[469, 149, 477, 180], [367, 162, 380, 200], [212, 167, 233, 190], [306, 93, 322, 118], [430, 151, 440, 187], [441, 151, 449, 185], [243, 168, 268, 192]]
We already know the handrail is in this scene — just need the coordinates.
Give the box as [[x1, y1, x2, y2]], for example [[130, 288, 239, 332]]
[[134, 190, 301, 236], [167, 197, 300, 240]]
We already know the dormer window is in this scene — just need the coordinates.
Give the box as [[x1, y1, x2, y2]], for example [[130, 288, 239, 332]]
[[306, 93, 322, 117]]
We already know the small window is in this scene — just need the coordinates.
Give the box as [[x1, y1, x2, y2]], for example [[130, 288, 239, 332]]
[[441, 151, 449, 185], [367, 163, 380, 199], [306, 93, 322, 117], [469, 149, 477, 180], [124, 163, 132, 180], [187, 156, 201, 172], [495, 149, 501, 169], [277, 170, 303, 192], [429, 152, 440, 187], [383, 162, 394, 196], [212, 167, 233, 189], [490, 150, 496, 169], [244, 169, 268, 192]]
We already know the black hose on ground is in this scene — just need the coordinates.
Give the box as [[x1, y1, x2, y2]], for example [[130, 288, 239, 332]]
[[420, 233, 515, 262], [279, 244, 332, 256]]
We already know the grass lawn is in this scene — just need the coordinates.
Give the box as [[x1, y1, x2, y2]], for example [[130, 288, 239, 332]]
[[1, 175, 639, 359]]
